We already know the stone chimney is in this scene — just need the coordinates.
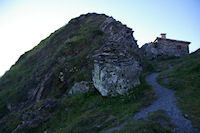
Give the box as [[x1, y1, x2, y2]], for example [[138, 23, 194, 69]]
[[160, 33, 166, 39]]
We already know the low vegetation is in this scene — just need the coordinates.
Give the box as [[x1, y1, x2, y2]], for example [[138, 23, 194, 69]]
[[114, 110, 172, 133], [114, 120, 171, 133], [23, 75, 154, 133], [0, 75, 155, 133], [158, 49, 200, 129]]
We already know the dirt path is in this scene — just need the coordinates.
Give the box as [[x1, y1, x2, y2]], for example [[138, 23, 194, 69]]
[[104, 73, 199, 133]]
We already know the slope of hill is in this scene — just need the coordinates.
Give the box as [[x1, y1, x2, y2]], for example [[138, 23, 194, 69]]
[[158, 49, 200, 130], [0, 13, 158, 133], [0, 13, 106, 117]]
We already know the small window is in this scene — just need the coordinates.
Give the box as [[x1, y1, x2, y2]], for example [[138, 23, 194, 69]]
[[177, 45, 181, 49]]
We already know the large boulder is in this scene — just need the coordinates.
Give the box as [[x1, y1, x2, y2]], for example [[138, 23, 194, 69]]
[[92, 17, 142, 96], [93, 62, 142, 96]]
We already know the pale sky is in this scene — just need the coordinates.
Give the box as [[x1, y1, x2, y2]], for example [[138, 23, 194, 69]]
[[0, 0, 200, 76]]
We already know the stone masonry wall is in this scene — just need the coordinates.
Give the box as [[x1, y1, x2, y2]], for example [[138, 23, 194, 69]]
[[156, 39, 189, 56], [92, 16, 142, 96], [140, 38, 189, 59]]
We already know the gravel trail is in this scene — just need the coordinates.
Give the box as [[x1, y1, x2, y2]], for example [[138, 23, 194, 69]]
[[134, 73, 199, 133], [104, 73, 199, 133]]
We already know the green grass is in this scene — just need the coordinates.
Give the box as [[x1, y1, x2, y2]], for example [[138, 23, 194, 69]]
[[148, 110, 170, 122], [157, 49, 200, 129], [113, 119, 171, 133], [113, 110, 174, 133], [11, 75, 154, 133]]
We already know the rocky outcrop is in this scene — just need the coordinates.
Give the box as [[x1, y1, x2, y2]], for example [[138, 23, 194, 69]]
[[92, 17, 142, 96], [140, 42, 173, 60], [11, 99, 58, 133], [140, 42, 160, 59], [27, 71, 53, 103], [68, 81, 91, 95]]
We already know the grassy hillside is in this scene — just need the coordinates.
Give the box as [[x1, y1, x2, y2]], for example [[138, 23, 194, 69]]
[[158, 49, 200, 129], [0, 13, 161, 133], [0, 14, 107, 117], [0, 75, 157, 133]]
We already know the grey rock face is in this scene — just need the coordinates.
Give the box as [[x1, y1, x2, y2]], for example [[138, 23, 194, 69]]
[[68, 81, 90, 95], [93, 62, 142, 96], [140, 43, 160, 60], [92, 16, 142, 96], [28, 72, 52, 102]]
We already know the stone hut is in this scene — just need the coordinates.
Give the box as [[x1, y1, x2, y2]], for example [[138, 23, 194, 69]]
[[141, 33, 190, 59], [153, 33, 190, 56]]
